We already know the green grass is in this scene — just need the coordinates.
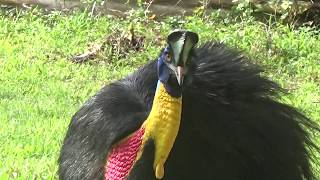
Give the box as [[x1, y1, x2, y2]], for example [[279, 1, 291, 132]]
[[0, 8, 319, 179]]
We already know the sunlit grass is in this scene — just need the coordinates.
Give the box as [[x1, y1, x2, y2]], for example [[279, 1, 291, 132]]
[[0, 7, 319, 179]]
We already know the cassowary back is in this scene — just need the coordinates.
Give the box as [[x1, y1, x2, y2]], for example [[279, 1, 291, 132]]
[[176, 42, 319, 180]]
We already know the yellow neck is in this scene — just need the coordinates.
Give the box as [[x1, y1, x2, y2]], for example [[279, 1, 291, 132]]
[[140, 81, 182, 179]]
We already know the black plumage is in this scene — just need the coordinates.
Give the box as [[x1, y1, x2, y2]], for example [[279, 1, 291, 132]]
[[59, 42, 319, 180]]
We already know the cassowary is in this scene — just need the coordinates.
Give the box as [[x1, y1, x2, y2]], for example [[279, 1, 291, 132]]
[[59, 30, 319, 180]]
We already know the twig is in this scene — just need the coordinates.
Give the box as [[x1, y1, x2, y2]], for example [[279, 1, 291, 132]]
[[89, 0, 96, 17]]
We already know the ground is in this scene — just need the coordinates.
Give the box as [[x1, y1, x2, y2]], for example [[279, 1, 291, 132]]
[[0, 7, 319, 179]]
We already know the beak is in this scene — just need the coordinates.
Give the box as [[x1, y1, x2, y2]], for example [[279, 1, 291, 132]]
[[175, 66, 184, 85]]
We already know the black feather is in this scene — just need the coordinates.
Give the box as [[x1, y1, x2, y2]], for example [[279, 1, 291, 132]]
[[58, 61, 158, 179], [59, 42, 319, 180]]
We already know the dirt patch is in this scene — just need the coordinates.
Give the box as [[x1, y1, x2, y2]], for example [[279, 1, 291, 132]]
[[71, 27, 145, 64]]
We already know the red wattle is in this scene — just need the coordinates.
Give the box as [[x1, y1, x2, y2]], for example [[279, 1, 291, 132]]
[[105, 128, 145, 180]]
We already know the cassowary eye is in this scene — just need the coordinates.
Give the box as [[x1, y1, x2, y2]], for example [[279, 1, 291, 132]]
[[165, 53, 172, 63]]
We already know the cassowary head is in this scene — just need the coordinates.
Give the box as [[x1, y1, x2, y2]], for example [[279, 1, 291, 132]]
[[157, 30, 198, 97]]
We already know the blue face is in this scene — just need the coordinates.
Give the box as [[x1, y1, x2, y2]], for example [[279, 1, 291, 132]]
[[157, 47, 171, 84], [157, 47, 180, 97]]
